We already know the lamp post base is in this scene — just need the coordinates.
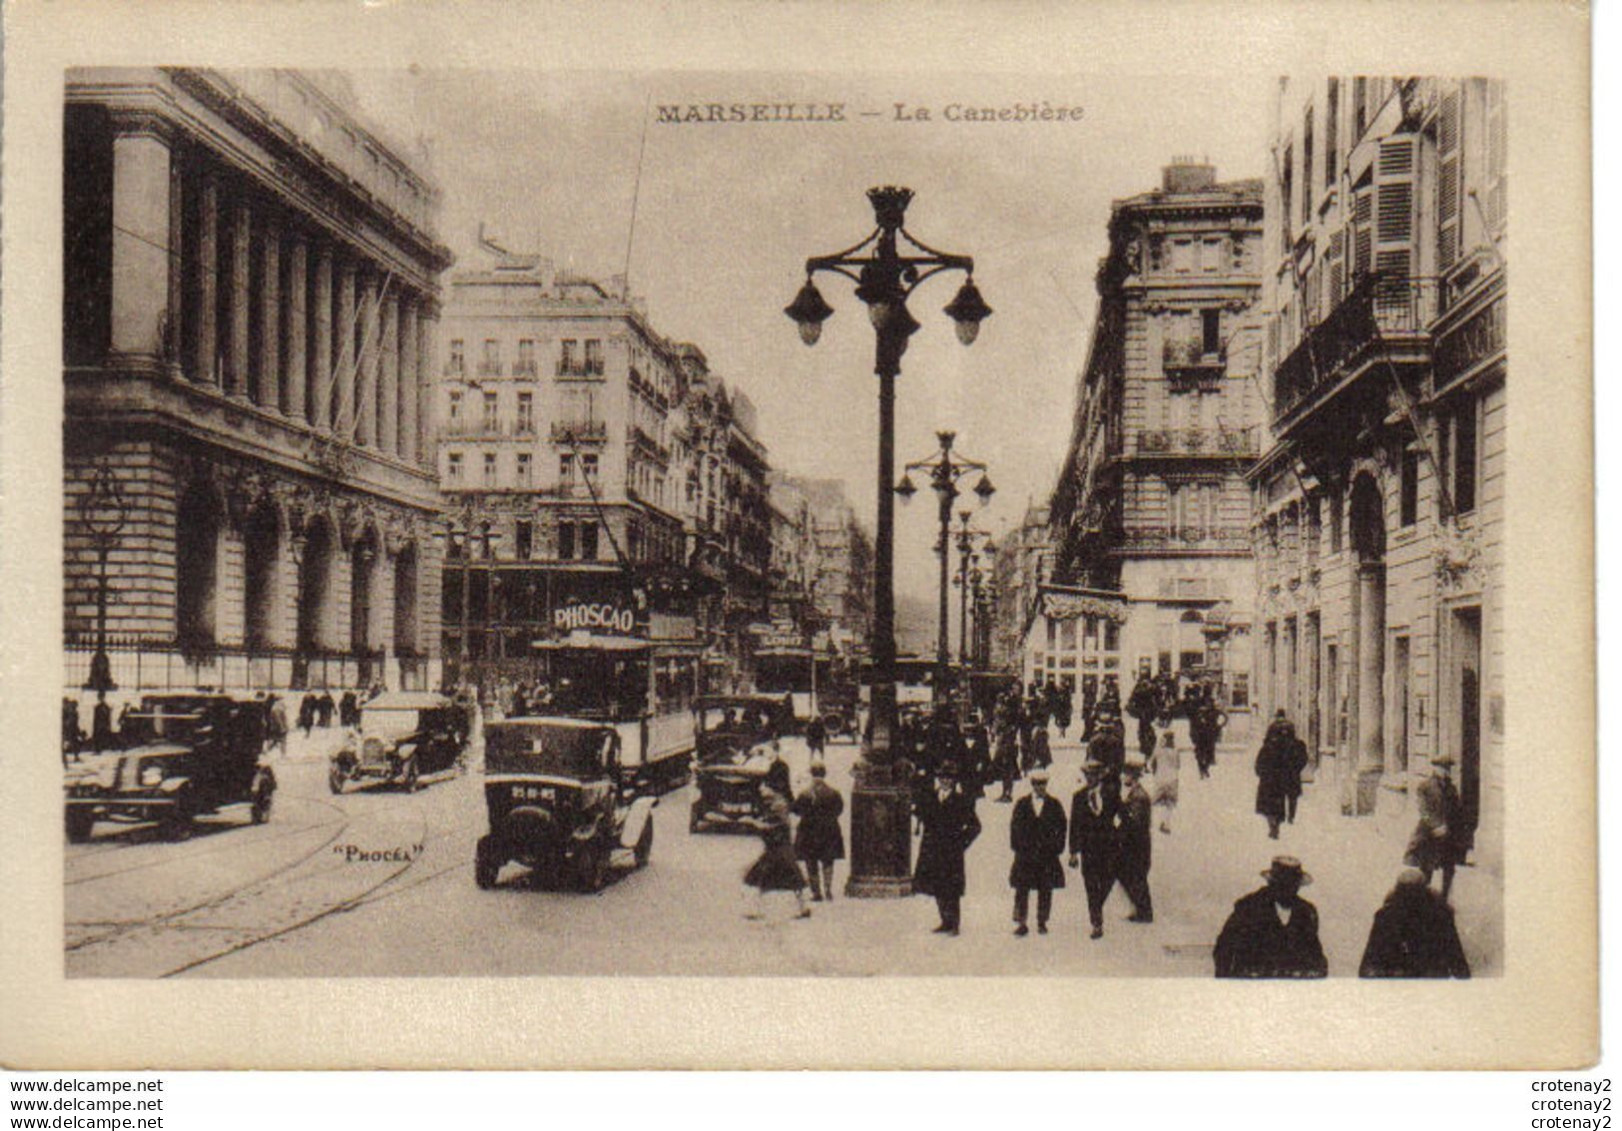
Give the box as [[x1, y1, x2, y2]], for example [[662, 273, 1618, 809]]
[[843, 757, 914, 898]]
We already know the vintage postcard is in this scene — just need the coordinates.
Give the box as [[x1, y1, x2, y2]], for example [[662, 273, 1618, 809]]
[[0, 0, 1594, 1069]]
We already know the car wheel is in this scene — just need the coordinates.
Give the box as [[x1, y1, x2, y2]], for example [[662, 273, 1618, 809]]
[[327, 765, 346, 795], [634, 818, 653, 868], [575, 843, 607, 893], [161, 810, 193, 842], [65, 808, 94, 844], [474, 835, 502, 890]]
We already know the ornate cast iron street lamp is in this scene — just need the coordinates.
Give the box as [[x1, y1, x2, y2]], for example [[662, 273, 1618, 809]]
[[79, 460, 128, 750], [897, 432, 994, 707], [786, 186, 990, 897], [949, 511, 995, 667]]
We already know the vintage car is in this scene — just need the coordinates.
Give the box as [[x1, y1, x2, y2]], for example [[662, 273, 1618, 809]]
[[63, 693, 275, 842], [689, 695, 786, 834], [329, 691, 470, 793], [475, 718, 657, 891]]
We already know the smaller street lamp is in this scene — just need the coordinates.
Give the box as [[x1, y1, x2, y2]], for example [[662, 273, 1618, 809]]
[[79, 460, 128, 752], [897, 431, 994, 705]]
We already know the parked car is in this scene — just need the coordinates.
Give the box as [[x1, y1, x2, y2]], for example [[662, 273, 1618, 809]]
[[329, 691, 470, 793], [475, 719, 657, 891], [63, 693, 275, 842], [689, 695, 785, 834]]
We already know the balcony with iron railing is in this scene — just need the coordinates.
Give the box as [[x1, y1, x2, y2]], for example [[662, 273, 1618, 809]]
[[1273, 273, 1439, 427], [476, 360, 505, 378], [1133, 426, 1258, 458], [511, 359, 540, 378], [1115, 525, 1253, 553], [557, 358, 607, 379], [550, 420, 609, 444], [1162, 339, 1226, 388]]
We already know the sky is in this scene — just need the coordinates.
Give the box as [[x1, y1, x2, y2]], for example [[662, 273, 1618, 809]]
[[348, 69, 1272, 605]]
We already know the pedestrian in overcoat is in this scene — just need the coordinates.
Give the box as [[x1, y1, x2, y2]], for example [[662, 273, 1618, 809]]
[[792, 762, 845, 902], [1213, 855, 1328, 978], [316, 692, 335, 728], [1008, 768, 1067, 935], [1358, 867, 1471, 978], [1126, 678, 1160, 760], [913, 766, 982, 936], [1068, 758, 1119, 938], [1152, 720, 1180, 835], [993, 722, 1020, 803], [1254, 711, 1307, 839], [1404, 754, 1468, 899], [1114, 757, 1155, 923], [1190, 692, 1227, 779]]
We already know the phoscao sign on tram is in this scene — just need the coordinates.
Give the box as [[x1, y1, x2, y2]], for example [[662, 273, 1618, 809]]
[[553, 602, 638, 636]]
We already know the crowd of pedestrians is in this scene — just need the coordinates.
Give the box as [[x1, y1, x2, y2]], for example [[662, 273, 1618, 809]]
[[734, 666, 1476, 979]]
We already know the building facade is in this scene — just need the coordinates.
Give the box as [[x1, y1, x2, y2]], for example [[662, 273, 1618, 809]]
[[64, 68, 452, 695], [1046, 160, 1264, 717], [1249, 77, 1505, 840], [434, 250, 689, 684]]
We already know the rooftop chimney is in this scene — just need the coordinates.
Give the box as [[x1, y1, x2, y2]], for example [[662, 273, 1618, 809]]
[[1163, 157, 1217, 194]]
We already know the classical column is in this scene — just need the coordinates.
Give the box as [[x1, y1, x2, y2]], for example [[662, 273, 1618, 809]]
[[1355, 562, 1386, 794], [107, 111, 174, 373], [257, 224, 281, 411], [356, 271, 379, 448], [311, 243, 334, 432], [166, 148, 186, 378], [399, 299, 420, 464], [416, 305, 437, 469], [190, 171, 219, 386], [379, 292, 399, 456], [334, 259, 356, 437], [226, 200, 251, 398], [285, 235, 308, 423]]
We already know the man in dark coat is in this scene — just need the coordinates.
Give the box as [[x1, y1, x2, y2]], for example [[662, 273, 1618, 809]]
[[792, 761, 845, 902], [1213, 856, 1328, 978], [1008, 768, 1067, 936], [339, 690, 359, 728], [1068, 758, 1120, 939], [1114, 757, 1155, 923], [1126, 677, 1160, 760], [1405, 754, 1468, 899], [1254, 711, 1307, 839], [912, 765, 982, 936], [1189, 691, 1227, 779], [316, 691, 335, 728], [1359, 867, 1471, 978], [1055, 682, 1074, 738]]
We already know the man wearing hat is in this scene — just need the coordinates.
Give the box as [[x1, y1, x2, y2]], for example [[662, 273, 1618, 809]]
[[1113, 757, 1155, 924], [1008, 768, 1067, 936], [1405, 754, 1468, 900], [792, 761, 846, 902], [1213, 856, 1328, 978], [1358, 866, 1472, 978], [1068, 757, 1120, 939], [912, 763, 982, 936]]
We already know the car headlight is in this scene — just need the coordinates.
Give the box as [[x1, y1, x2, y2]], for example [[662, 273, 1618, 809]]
[[139, 764, 165, 787]]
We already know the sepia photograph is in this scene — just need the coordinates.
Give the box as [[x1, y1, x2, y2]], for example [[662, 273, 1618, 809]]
[[54, 65, 1505, 982], [0, 0, 1592, 1072]]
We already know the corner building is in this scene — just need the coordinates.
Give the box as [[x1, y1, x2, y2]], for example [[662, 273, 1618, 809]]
[[1249, 77, 1504, 846], [1046, 161, 1264, 724], [64, 69, 452, 694]]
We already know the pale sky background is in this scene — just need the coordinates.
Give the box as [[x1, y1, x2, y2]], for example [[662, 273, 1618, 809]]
[[350, 69, 1271, 605]]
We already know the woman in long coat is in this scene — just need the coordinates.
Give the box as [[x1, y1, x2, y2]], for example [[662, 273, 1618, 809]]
[[743, 779, 811, 920], [1254, 712, 1306, 839], [912, 768, 982, 935]]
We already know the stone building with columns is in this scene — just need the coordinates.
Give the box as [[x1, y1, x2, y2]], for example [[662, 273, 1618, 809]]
[[1249, 78, 1505, 842], [63, 68, 453, 695]]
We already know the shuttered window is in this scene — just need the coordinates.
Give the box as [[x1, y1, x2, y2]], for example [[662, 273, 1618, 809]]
[[1437, 86, 1463, 272]]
